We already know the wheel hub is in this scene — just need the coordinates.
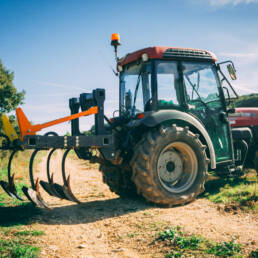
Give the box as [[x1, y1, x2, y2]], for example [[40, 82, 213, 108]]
[[166, 161, 175, 172], [157, 150, 183, 183]]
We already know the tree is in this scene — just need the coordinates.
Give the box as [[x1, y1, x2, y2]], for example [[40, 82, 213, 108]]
[[0, 60, 25, 113], [0, 59, 25, 133], [234, 93, 258, 108]]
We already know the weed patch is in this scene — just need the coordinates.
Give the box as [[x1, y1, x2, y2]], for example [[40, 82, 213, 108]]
[[157, 227, 201, 250], [14, 230, 45, 237], [0, 239, 39, 258], [202, 170, 257, 210], [206, 240, 241, 256], [249, 250, 258, 257], [0, 228, 44, 258], [156, 227, 242, 257]]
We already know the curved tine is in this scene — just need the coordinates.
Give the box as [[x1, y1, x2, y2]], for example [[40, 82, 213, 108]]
[[40, 148, 67, 199], [47, 148, 68, 199], [8, 150, 17, 182], [0, 133, 10, 192], [62, 149, 70, 187], [30, 132, 58, 188], [41, 132, 68, 199], [0, 181, 17, 199], [48, 149, 68, 199], [7, 150, 23, 200], [61, 149, 81, 203], [39, 148, 57, 197], [22, 179, 50, 209], [35, 178, 51, 210], [29, 149, 39, 190], [47, 149, 56, 183], [44, 132, 58, 183], [22, 149, 50, 209], [0, 150, 23, 200]]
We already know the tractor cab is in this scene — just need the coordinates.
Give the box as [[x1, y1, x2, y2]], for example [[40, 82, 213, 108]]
[[118, 47, 222, 114], [117, 46, 237, 168]]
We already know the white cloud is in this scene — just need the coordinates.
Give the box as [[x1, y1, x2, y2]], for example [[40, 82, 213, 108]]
[[208, 0, 258, 6], [22, 104, 67, 113], [33, 80, 85, 91], [233, 84, 257, 93], [217, 44, 258, 95], [219, 52, 258, 58]]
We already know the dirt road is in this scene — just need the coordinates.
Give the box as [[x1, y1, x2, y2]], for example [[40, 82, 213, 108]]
[[24, 151, 258, 257]]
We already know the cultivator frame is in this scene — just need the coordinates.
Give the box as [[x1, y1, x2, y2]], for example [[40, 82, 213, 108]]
[[0, 89, 116, 209]]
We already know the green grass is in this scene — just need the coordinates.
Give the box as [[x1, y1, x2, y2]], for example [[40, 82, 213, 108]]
[[0, 169, 27, 207], [249, 250, 258, 257], [0, 152, 44, 257], [156, 227, 242, 257], [202, 170, 257, 210], [0, 149, 49, 207], [0, 203, 42, 257], [157, 227, 201, 250], [0, 198, 42, 256], [0, 228, 44, 258], [0, 239, 39, 258], [206, 241, 241, 257], [14, 230, 45, 237]]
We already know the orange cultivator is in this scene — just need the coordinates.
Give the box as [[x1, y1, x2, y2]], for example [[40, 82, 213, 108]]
[[0, 89, 115, 209]]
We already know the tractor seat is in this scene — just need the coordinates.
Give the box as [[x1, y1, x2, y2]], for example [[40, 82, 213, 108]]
[[231, 127, 253, 144]]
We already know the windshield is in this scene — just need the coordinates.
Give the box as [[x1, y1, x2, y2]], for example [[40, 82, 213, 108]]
[[120, 62, 151, 115], [182, 62, 222, 108]]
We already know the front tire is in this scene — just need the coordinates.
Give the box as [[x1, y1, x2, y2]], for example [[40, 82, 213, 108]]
[[99, 163, 137, 198], [130, 125, 208, 206]]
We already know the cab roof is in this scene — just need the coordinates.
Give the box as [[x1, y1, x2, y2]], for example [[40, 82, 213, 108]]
[[117, 46, 217, 67]]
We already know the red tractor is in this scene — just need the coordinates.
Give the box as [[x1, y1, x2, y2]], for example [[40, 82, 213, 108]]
[[229, 107, 258, 171]]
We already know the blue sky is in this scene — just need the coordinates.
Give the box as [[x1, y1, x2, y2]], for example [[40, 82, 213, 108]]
[[1, 0, 258, 134]]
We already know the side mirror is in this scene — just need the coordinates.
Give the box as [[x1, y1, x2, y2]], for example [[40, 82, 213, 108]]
[[227, 64, 237, 80]]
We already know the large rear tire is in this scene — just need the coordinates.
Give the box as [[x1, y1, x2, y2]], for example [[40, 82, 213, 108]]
[[99, 163, 137, 198], [130, 125, 208, 206]]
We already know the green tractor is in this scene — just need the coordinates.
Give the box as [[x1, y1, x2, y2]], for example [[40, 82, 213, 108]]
[[101, 34, 254, 206], [0, 34, 255, 208]]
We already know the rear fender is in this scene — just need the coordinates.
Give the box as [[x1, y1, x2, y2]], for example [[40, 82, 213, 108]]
[[140, 110, 216, 169]]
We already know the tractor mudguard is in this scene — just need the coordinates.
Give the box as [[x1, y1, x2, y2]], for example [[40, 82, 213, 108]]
[[139, 110, 216, 169]]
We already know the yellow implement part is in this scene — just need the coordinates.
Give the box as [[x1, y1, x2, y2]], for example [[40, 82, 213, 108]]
[[1, 114, 18, 142]]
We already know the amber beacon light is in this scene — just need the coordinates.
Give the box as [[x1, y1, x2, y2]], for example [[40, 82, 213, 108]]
[[111, 33, 121, 46], [111, 33, 121, 61]]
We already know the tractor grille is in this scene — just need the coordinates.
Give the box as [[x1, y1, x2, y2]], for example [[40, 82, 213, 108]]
[[163, 48, 214, 61]]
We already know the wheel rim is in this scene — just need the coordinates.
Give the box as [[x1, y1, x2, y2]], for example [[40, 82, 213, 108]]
[[157, 142, 198, 193]]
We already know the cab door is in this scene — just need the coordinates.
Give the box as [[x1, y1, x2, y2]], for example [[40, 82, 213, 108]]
[[182, 61, 233, 163]]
